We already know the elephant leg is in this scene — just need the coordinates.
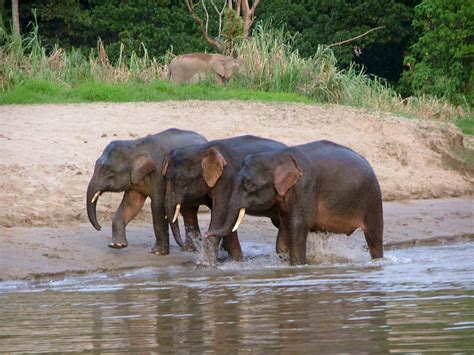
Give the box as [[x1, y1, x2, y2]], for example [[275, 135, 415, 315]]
[[190, 72, 207, 83], [202, 235, 221, 266], [288, 216, 308, 266], [203, 233, 243, 265], [364, 208, 384, 259], [222, 231, 243, 261], [207, 185, 244, 262], [110, 190, 146, 249], [150, 196, 170, 255], [275, 216, 290, 255], [181, 206, 202, 252]]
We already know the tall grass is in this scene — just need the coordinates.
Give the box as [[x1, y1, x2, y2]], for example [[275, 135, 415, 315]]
[[234, 24, 469, 122], [0, 20, 470, 125], [0, 20, 168, 90]]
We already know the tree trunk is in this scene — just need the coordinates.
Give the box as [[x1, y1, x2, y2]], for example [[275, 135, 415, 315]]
[[12, 0, 20, 36]]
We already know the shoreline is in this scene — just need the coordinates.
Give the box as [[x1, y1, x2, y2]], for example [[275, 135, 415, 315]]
[[1, 197, 473, 282], [1, 102, 473, 282]]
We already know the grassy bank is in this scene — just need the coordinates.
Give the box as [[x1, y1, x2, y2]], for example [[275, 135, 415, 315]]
[[0, 79, 311, 105], [456, 117, 474, 136], [1, 23, 472, 134]]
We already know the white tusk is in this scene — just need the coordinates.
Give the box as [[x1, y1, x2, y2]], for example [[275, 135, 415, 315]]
[[172, 203, 181, 223], [91, 191, 101, 204], [232, 208, 246, 232]]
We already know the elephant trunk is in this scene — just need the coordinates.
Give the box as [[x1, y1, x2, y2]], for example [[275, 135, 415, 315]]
[[165, 183, 185, 249], [169, 220, 184, 250], [207, 202, 244, 238], [86, 178, 102, 231]]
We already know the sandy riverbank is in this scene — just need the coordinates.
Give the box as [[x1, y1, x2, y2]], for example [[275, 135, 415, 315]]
[[0, 102, 472, 280]]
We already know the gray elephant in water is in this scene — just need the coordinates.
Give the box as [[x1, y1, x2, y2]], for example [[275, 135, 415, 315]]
[[86, 128, 207, 254], [168, 52, 244, 85], [208, 140, 384, 266]]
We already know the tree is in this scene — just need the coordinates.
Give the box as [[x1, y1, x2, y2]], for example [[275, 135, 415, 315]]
[[185, 0, 260, 53], [19, 0, 210, 60], [12, 0, 20, 35], [399, 0, 474, 104], [256, 0, 419, 84]]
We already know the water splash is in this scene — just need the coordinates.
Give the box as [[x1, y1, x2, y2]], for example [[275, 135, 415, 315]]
[[186, 231, 374, 269], [306, 232, 370, 264]]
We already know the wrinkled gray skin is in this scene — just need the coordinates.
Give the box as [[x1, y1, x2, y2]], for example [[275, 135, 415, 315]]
[[169, 52, 244, 85], [208, 140, 384, 265], [162, 135, 287, 265], [86, 129, 207, 254]]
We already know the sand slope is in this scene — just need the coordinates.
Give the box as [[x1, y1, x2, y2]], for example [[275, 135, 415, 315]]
[[0, 101, 472, 228]]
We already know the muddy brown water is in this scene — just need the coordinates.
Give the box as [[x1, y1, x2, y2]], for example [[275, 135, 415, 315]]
[[1, 242, 474, 352]]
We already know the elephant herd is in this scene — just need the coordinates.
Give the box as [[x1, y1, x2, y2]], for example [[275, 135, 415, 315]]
[[87, 128, 384, 266]]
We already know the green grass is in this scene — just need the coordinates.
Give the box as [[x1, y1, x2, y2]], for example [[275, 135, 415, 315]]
[[0, 79, 312, 105], [1, 21, 471, 134], [456, 116, 474, 135], [1, 79, 472, 135]]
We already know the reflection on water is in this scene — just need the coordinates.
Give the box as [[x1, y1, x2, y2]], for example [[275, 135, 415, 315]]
[[1, 243, 474, 352]]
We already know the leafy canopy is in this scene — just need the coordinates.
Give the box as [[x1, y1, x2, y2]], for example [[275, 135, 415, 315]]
[[399, 0, 474, 104]]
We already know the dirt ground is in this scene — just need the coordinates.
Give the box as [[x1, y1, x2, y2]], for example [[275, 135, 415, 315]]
[[0, 102, 473, 280]]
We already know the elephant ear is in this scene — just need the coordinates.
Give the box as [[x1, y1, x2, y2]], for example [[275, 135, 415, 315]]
[[222, 59, 241, 80], [131, 152, 156, 184], [201, 146, 227, 188], [161, 153, 171, 176], [213, 60, 227, 79], [274, 154, 303, 197]]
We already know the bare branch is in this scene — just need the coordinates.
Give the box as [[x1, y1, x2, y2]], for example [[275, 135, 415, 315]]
[[236, 0, 241, 17], [185, 0, 222, 50], [186, 0, 260, 50], [328, 26, 386, 48], [210, 0, 227, 40], [201, 0, 210, 34], [249, 0, 261, 12], [241, 0, 260, 38]]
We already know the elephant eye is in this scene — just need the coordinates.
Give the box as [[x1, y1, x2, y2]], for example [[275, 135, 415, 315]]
[[243, 178, 257, 192]]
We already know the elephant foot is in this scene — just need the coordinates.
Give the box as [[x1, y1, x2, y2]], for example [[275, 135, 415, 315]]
[[195, 258, 217, 267], [182, 242, 197, 252], [230, 251, 244, 262], [150, 244, 169, 255], [277, 252, 289, 262], [108, 242, 128, 249]]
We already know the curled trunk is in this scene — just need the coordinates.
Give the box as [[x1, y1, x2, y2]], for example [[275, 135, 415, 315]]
[[165, 186, 185, 249], [86, 181, 101, 231], [169, 220, 184, 249], [207, 203, 242, 237]]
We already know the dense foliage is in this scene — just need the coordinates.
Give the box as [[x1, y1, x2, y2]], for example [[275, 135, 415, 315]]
[[399, 0, 473, 104], [1, 0, 473, 107], [256, 0, 419, 84], [5, 0, 418, 80], [14, 0, 211, 59]]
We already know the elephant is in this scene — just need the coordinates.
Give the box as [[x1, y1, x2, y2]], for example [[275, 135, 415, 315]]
[[161, 135, 287, 265], [86, 128, 207, 254], [168, 52, 244, 85], [207, 140, 384, 266]]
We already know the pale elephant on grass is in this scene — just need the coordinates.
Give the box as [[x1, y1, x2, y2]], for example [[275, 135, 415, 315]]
[[168, 52, 244, 85]]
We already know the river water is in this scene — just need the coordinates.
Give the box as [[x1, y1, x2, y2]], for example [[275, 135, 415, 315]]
[[1, 242, 473, 353]]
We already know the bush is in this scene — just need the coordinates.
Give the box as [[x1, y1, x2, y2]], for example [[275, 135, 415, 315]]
[[399, 0, 474, 105], [0, 20, 470, 126], [234, 24, 468, 121]]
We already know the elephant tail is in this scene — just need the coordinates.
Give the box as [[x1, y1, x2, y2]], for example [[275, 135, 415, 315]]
[[167, 64, 172, 81]]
